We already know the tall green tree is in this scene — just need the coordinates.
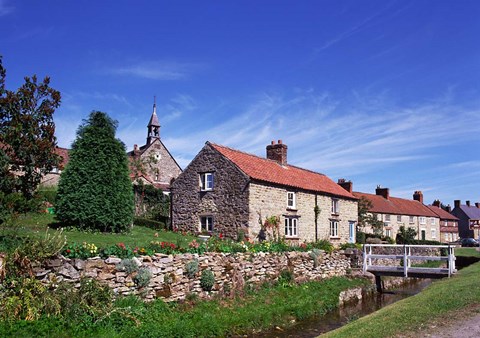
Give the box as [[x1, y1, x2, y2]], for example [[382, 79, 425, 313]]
[[357, 196, 385, 236], [0, 56, 61, 199], [55, 111, 134, 232]]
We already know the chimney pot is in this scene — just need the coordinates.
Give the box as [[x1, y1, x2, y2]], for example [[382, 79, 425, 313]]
[[376, 186, 390, 200], [271, 140, 275, 145], [134, 144, 138, 151], [278, 139, 282, 144], [454, 200, 461, 209], [338, 179, 353, 193], [446, 204, 452, 213], [466, 200, 471, 207], [433, 200, 441, 207], [475, 202, 480, 209]]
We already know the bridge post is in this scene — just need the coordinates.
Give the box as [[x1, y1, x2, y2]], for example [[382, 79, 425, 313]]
[[375, 275, 383, 293]]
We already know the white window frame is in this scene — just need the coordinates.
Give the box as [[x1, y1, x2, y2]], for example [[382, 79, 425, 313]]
[[200, 216, 214, 232], [385, 229, 392, 238], [431, 218, 436, 225], [330, 220, 339, 238], [397, 215, 402, 222], [385, 214, 391, 223], [331, 199, 339, 214], [431, 228, 437, 239], [419, 217, 426, 225], [284, 217, 298, 237], [287, 192, 296, 209], [200, 172, 214, 191], [444, 220, 448, 226], [409, 216, 415, 223]]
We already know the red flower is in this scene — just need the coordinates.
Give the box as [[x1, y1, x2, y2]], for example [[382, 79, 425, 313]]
[[66, 249, 71, 254], [219, 233, 223, 239]]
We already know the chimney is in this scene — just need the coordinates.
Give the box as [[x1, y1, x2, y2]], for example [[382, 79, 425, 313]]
[[446, 204, 452, 213], [337, 179, 353, 193], [134, 144, 138, 151], [432, 199, 441, 207], [266, 140, 288, 166], [376, 185, 389, 200], [466, 200, 471, 207], [413, 191, 424, 204], [475, 202, 480, 209], [454, 200, 461, 209]]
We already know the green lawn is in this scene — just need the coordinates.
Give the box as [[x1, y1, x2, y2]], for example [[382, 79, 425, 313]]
[[1, 212, 194, 248], [455, 247, 480, 258], [323, 259, 480, 337]]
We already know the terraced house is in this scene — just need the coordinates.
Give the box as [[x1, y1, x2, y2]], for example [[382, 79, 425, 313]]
[[427, 201, 459, 243], [171, 140, 358, 243], [347, 185, 441, 241]]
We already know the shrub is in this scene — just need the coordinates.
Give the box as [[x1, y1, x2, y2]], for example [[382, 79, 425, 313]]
[[116, 259, 139, 274], [277, 269, 294, 287], [55, 111, 134, 233], [36, 186, 57, 205], [309, 239, 334, 253], [62, 242, 97, 259], [185, 259, 199, 279], [133, 217, 166, 230], [200, 269, 215, 291], [356, 231, 366, 244], [134, 267, 152, 288], [309, 248, 323, 268]]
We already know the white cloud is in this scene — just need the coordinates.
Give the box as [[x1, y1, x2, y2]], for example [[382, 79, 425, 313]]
[[0, 0, 13, 16], [111, 61, 201, 80]]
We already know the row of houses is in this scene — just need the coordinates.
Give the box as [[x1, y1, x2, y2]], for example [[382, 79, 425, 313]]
[[42, 102, 480, 244]]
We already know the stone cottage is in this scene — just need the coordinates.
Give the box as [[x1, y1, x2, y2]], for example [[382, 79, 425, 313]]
[[171, 140, 358, 244], [451, 200, 480, 239], [427, 201, 459, 243], [127, 100, 182, 191]]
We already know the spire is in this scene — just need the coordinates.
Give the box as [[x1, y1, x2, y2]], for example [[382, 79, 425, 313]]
[[146, 96, 161, 145]]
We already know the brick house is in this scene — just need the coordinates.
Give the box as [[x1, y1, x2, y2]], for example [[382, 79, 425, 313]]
[[171, 140, 358, 243], [427, 201, 459, 243], [39, 146, 70, 187], [451, 200, 480, 239], [348, 185, 441, 241], [127, 101, 182, 191]]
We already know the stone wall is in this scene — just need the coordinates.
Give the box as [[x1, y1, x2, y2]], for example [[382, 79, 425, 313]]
[[171, 144, 251, 238], [248, 182, 358, 243], [25, 251, 351, 302]]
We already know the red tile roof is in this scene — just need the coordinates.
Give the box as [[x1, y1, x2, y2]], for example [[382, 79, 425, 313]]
[[427, 205, 458, 221], [55, 147, 70, 169], [209, 142, 356, 199], [353, 191, 437, 217]]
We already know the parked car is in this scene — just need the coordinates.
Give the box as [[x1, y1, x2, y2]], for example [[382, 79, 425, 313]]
[[460, 238, 479, 247]]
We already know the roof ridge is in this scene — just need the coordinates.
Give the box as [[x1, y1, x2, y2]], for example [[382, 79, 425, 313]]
[[208, 142, 327, 177]]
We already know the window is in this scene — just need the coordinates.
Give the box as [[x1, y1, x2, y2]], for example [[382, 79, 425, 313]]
[[409, 216, 415, 223], [331, 199, 339, 214], [330, 220, 339, 237], [386, 229, 392, 238], [431, 229, 437, 239], [200, 216, 214, 232], [444, 220, 448, 226], [419, 217, 426, 224], [287, 192, 296, 209], [154, 170, 159, 182], [284, 217, 298, 237], [385, 214, 391, 223], [200, 172, 214, 191], [397, 215, 402, 222], [431, 218, 436, 225]]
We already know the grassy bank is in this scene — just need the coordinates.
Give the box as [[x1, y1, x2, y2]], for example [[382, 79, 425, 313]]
[[0, 276, 369, 337], [324, 250, 480, 337]]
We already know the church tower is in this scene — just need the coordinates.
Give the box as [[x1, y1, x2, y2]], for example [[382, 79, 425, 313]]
[[146, 97, 161, 145]]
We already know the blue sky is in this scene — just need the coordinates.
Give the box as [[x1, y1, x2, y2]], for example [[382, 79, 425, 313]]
[[1, 0, 479, 205]]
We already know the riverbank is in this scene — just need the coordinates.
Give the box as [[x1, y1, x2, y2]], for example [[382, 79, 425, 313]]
[[323, 248, 480, 337]]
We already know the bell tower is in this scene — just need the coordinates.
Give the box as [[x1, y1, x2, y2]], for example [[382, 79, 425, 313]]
[[146, 96, 161, 145]]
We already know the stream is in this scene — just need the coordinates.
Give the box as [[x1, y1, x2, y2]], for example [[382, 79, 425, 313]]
[[256, 278, 433, 338]]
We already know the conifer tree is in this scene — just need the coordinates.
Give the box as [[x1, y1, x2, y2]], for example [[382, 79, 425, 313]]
[[56, 111, 134, 232]]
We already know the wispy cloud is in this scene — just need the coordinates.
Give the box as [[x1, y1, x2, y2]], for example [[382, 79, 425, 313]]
[[0, 0, 13, 16], [111, 61, 202, 80]]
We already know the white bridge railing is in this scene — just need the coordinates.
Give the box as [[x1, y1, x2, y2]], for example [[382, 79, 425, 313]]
[[363, 244, 456, 278]]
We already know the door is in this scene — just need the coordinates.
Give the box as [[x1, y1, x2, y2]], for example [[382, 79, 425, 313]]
[[349, 221, 356, 243], [421, 230, 426, 241]]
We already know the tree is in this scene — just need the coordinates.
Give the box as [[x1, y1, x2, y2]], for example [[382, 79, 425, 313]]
[[0, 56, 61, 199], [55, 111, 134, 232], [357, 196, 384, 236], [396, 225, 417, 244]]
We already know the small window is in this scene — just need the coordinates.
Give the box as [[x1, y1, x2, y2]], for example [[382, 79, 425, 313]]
[[154, 170, 159, 182], [385, 229, 392, 238], [431, 229, 437, 239], [431, 218, 436, 225], [287, 192, 296, 209], [444, 220, 448, 226], [419, 217, 426, 224], [409, 216, 415, 223], [200, 172, 214, 191], [385, 214, 391, 223], [331, 199, 339, 214], [284, 217, 298, 237], [200, 216, 214, 232], [330, 220, 339, 237], [397, 215, 402, 222]]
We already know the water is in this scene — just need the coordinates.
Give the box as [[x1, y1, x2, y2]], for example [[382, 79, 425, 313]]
[[255, 279, 433, 338]]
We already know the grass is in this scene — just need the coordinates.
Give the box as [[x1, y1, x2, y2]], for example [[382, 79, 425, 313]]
[[0, 212, 194, 249], [455, 247, 480, 258], [0, 276, 370, 337], [323, 258, 480, 337]]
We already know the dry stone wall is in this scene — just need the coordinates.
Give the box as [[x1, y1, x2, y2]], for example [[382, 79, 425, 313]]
[[24, 251, 351, 302]]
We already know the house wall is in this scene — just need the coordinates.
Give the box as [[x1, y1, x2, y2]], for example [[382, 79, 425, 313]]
[[248, 182, 357, 244], [136, 139, 182, 186], [171, 145, 250, 239], [364, 214, 441, 241]]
